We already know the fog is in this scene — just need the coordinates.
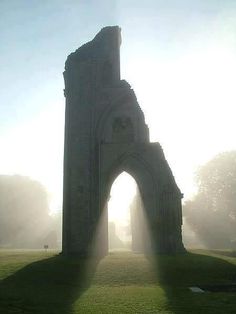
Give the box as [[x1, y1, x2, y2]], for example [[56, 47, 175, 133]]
[[0, 1, 236, 250], [183, 151, 236, 249], [0, 175, 61, 249], [108, 173, 135, 250], [107, 172, 154, 253]]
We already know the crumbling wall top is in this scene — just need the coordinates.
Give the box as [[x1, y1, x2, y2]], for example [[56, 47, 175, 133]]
[[65, 26, 121, 69]]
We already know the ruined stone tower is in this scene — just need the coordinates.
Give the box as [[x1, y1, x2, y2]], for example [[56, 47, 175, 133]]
[[62, 26, 185, 256]]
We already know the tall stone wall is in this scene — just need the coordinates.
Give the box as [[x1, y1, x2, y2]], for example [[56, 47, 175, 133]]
[[62, 26, 185, 256]]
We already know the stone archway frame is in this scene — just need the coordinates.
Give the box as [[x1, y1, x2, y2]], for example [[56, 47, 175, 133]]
[[94, 88, 148, 144], [99, 142, 173, 254], [62, 26, 185, 256]]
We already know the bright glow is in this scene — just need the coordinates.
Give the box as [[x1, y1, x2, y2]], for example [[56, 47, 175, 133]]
[[1, 6, 236, 213], [1, 42, 235, 210], [122, 41, 236, 199], [108, 172, 136, 241], [0, 101, 64, 213]]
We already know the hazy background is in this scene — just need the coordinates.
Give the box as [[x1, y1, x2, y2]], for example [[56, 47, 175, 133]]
[[1, 1, 236, 248]]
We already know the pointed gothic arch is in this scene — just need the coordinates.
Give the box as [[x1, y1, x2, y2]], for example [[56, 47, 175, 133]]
[[62, 26, 185, 256]]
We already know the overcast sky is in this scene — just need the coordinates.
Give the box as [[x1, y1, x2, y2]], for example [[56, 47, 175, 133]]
[[1, 0, 236, 213]]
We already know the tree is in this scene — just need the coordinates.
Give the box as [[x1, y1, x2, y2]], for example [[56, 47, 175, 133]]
[[184, 151, 236, 249], [0, 175, 56, 248]]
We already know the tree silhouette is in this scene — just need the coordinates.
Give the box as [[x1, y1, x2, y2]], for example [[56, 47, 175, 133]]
[[184, 151, 236, 248], [0, 175, 55, 248]]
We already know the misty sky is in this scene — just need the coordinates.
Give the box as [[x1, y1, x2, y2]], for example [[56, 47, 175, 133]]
[[1, 0, 236, 213]]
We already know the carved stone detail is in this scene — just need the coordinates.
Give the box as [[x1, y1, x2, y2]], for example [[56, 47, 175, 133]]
[[62, 26, 185, 256]]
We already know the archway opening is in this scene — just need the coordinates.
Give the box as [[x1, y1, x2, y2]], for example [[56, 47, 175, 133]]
[[108, 172, 136, 251], [108, 171, 150, 253]]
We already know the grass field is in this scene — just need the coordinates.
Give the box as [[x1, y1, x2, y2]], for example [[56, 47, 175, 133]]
[[0, 249, 236, 313]]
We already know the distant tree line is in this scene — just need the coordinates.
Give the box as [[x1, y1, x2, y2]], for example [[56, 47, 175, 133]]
[[183, 151, 236, 249], [1, 150, 235, 251], [0, 175, 61, 249]]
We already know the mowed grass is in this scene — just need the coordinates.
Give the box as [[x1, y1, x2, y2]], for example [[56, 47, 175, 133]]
[[0, 249, 236, 313]]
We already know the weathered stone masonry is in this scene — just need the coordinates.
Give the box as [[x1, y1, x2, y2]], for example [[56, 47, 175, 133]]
[[62, 26, 185, 256]]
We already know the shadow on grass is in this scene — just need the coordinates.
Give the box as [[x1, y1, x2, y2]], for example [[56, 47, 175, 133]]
[[150, 251, 236, 314], [0, 254, 100, 314]]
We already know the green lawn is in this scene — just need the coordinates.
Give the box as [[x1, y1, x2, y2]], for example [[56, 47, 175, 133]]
[[0, 249, 236, 313]]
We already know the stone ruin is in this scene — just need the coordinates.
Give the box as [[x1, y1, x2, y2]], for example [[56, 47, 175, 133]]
[[62, 26, 185, 256]]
